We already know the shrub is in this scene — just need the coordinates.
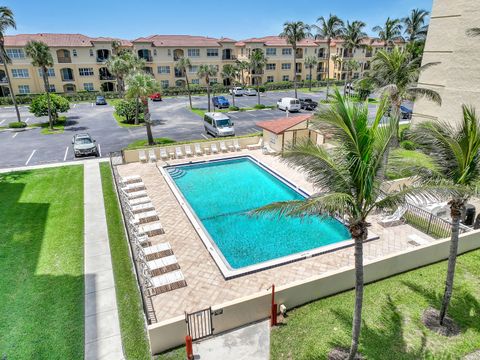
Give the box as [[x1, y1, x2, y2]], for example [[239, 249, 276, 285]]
[[8, 121, 27, 128], [114, 99, 145, 124], [229, 106, 240, 111], [254, 104, 266, 109], [399, 125, 411, 142], [258, 86, 266, 93], [29, 94, 70, 123], [400, 140, 417, 150]]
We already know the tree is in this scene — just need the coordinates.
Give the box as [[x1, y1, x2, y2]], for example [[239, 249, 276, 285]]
[[25, 41, 54, 129], [343, 59, 360, 94], [402, 9, 430, 43], [221, 64, 239, 107], [29, 93, 70, 123], [114, 99, 145, 124], [0, 7, 21, 123], [341, 21, 367, 94], [413, 105, 480, 326], [106, 52, 145, 97], [175, 57, 193, 109], [280, 21, 311, 98], [372, 17, 403, 48], [254, 89, 431, 359], [197, 64, 218, 112], [313, 14, 345, 100], [125, 71, 160, 145], [235, 60, 249, 87], [304, 56, 318, 91], [248, 49, 267, 105]]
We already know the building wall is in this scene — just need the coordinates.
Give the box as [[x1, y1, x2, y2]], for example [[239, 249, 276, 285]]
[[412, 0, 480, 124]]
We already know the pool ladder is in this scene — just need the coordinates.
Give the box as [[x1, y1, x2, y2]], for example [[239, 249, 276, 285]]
[[167, 168, 186, 180]]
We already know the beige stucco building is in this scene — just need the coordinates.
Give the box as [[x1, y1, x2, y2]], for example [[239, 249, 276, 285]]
[[412, 0, 480, 124]]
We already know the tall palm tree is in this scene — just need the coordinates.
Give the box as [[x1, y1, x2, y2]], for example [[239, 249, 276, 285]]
[[341, 21, 367, 92], [343, 59, 360, 94], [414, 105, 480, 326], [176, 57, 193, 109], [402, 9, 430, 43], [304, 56, 318, 91], [221, 64, 239, 107], [254, 89, 431, 359], [372, 17, 403, 48], [125, 71, 160, 145], [107, 52, 145, 97], [197, 64, 218, 112], [313, 14, 345, 100], [248, 49, 267, 105], [25, 41, 54, 129], [0, 7, 21, 123], [279, 21, 312, 98], [235, 59, 249, 87]]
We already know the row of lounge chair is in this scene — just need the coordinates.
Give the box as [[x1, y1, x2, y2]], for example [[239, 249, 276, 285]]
[[119, 175, 187, 296]]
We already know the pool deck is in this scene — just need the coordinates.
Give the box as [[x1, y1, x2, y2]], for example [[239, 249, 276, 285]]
[[117, 149, 435, 322]]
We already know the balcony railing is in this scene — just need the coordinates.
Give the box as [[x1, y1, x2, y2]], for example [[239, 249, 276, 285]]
[[100, 75, 115, 81], [174, 71, 185, 78], [58, 57, 72, 64], [222, 55, 237, 60], [97, 57, 109, 63], [295, 68, 302, 74], [0, 77, 7, 84], [317, 54, 327, 59], [296, 54, 303, 59], [366, 52, 373, 58], [62, 76, 74, 81], [140, 56, 153, 62]]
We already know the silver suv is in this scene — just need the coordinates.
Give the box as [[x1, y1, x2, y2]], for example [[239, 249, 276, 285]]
[[72, 133, 99, 157]]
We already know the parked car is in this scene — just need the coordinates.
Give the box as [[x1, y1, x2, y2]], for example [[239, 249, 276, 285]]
[[203, 112, 235, 137], [277, 97, 301, 112], [95, 95, 107, 105], [212, 96, 230, 109], [149, 92, 162, 101], [229, 87, 245, 96], [299, 97, 318, 110], [400, 105, 413, 119], [72, 133, 99, 158], [244, 88, 257, 96]]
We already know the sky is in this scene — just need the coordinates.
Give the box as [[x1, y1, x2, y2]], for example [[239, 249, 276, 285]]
[[4, 0, 433, 40]]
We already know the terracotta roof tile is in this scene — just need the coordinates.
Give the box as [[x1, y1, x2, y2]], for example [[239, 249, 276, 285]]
[[256, 114, 313, 134], [91, 37, 132, 47], [132, 35, 228, 47], [4, 33, 132, 47], [238, 36, 319, 47]]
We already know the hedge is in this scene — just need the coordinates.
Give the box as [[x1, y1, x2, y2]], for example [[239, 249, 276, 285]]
[[0, 91, 122, 106]]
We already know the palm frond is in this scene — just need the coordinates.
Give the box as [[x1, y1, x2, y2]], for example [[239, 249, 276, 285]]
[[407, 86, 442, 105]]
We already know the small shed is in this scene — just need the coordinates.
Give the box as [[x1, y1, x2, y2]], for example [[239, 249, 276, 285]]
[[256, 114, 324, 152]]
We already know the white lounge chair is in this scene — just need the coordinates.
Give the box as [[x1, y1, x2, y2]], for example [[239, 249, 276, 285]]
[[139, 252, 180, 275], [126, 195, 151, 206], [125, 201, 155, 214], [121, 189, 148, 200], [139, 150, 147, 162], [247, 139, 263, 150], [227, 141, 234, 152], [143, 268, 187, 296], [128, 209, 159, 225], [194, 144, 203, 156], [121, 182, 146, 193], [211, 143, 219, 154], [379, 207, 406, 227], [138, 242, 173, 258], [175, 146, 184, 159], [119, 175, 142, 186], [220, 141, 228, 152], [148, 149, 157, 162], [233, 139, 241, 151], [185, 145, 193, 157], [262, 143, 276, 155], [160, 147, 169, 160], [136, 222, 164, 237]]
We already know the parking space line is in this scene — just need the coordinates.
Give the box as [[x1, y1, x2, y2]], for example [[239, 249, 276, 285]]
[[73, 103, 77, 108], [245, 112, 256, 117], [201, 133, 208, 139], [12, 132, 18, 138], [63, 146, 69, 161], [91, 103, 94, 107], [25, 149, 36, 165], [0, 120, 4, 126], [25, 117, 30, 123], [98, 144, 102, 157]]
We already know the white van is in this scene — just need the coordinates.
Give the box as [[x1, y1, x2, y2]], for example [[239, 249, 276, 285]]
[[277, 97, 301, 112], [203, 112, 235, 137]]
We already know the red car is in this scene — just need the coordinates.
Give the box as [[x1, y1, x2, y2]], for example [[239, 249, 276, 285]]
[[149, 92, 162, 101]]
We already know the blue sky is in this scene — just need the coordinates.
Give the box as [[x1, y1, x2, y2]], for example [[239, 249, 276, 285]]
[[4, 0, 432, 40]]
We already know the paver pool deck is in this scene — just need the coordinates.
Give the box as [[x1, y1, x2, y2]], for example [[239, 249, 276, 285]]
[[116, 149, 435, 322]]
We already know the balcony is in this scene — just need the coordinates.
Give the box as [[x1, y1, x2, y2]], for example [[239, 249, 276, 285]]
[[97, 57, 109, 63], [138, 49, 153, 62], [295, 67, 302, 74], [58, 57, 72, 64], [222, 54, 237, 60], [62, 76, 74, 81], [96, 49, 110, 63], [366, 52, 373, 58], [174, 69, 185, 78], [100, 75, 115, 81]]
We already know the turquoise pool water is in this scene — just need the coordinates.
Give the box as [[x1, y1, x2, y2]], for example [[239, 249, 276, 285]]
[[168, 157, 350, 269]]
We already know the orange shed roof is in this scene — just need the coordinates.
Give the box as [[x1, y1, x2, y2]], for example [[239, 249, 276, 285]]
[[256, 114, 313, 134]]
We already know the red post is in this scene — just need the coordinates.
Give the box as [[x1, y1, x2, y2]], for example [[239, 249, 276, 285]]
[[185, 335, 193, 360], [270, 284, 277, 327]]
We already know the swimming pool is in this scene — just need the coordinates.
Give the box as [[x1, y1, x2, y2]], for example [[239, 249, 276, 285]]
[[164, 156, 351, 277]]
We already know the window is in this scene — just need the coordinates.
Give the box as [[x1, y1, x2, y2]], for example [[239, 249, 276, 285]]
[[89, 49, 94, 57], [160, 80, 169, 88], [187, 48, 200, 57], [72, 49, 78, 57], [353, 73, 360, 79], [206, 49, 218, 57], [18, 85, 30, 94], [282, 75, 289, 81], [168, 49, 171, 56], [266, 63, 276, 70], [188, 65, 198, 73], [38, 68, 55, 77], [153, 49, 157, 56], [266, 48, 277, 56], [266, 76, 274, 83], [157, 66, 170, 74], [6, 49, 25, 59], [210, 78, 217, 84], [306, 74, 312, 80], [191, 79, 199, 84], [79, 68, 94, 76], [83, 83, 94, 91], [281, 63, 291, 70], [12, 69, 29, 78], [282, 48, 292, 55], [48, 84, 56, 92]]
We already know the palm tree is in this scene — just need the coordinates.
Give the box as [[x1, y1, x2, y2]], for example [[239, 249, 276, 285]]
[[341, 21, 367, 92], [372, 17, 403, 48], [313, 14, 345, 100], [176, 57, 193, 109], [107, 52, 145, 97], [279, 21, 312, 98], [25, 41, 54, 129], [221, 64, 239, 107], [414, 105, 480, 326], [304, 56, 318, 91], [197, 64, 218, 112], [402, 9, 430, 43], [254, 89, 430, 359], [236, 60, 249, 87], [0, 7, 21, 123], [248, 49, 267, 105], [125, 71, 160, 145], [343, 59, 360, 94]]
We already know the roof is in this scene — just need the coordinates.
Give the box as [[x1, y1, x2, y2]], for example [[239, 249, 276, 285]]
[[4, 33, 132, 47], [236, 36, 319, 47], [132, 35, 230, 47], [91, 37, 132, 46], [330, 38, 405, 47], [256, 114, 313, 134]]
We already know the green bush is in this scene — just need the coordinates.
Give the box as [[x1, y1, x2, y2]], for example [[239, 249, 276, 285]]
[[0, 91, 121, 106], [400, 140, 417, 150], [399, 125, 411, 142], [229, 106, 240, 111], [114, 99, 145, 124], [254, 104, 266, 109], [258, 86, 266, 93], [8, 121, 27, 128], [29, 94, 70, 123]]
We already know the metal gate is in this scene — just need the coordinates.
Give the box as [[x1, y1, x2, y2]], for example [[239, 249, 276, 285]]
[[185, 307, 214, 341]]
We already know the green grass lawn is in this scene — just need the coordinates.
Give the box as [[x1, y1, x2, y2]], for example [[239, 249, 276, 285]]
[[28, 115, 68, 134], [100, 163, 151, 359], [0, 166, 85, 359], [271, 249, 480, 359], [386, 148, 436, 180]]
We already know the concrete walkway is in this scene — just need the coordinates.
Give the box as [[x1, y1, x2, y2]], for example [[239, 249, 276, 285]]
[[84, 162, 124, 359], [192, 320, 270, 360]]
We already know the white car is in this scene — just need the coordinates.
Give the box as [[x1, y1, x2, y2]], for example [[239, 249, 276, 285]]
[[277, 97, 301, 112], [244, 88, 257, 96], [229, 87, 245, 96]]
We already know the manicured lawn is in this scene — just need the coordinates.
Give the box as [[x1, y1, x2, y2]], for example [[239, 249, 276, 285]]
[[386, 148, 436, 180], [29, 115, 68, 134], [125, 137, 176, 150], [0, 166, 85, 359], [100, 163, 151, 359], [271, 249, 480, 359]]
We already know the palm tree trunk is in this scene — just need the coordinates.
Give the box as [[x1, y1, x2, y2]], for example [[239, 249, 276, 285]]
[[42, 67, 53, 130], [326, 39, 331, 101], [206, 82, 211, 112], [439, 200, 463, 324], [309, 66, 312, 91], [230, 84, 235, 107], [293, 47, 298, 98], [1, 54, 21, 123], [185, 72, 193, 109], [142, 98, 154, 146], [134, 95, 140, 125], [256, 77, 260, 105]]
